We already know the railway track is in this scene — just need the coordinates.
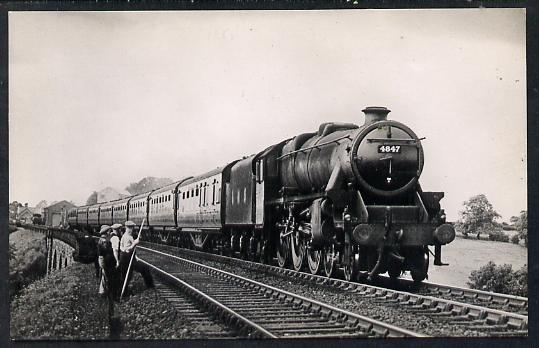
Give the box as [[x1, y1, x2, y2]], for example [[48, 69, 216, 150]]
[[141, 242, 528, 337], [153, 281, 239, 338], [136, 246, 426, 338], [413, 280, 528, 316]]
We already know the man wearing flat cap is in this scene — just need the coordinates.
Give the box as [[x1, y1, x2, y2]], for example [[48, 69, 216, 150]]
[[109, 224, 122, 300], [120, 221, 154, 294], [97, 225, 113, 297]]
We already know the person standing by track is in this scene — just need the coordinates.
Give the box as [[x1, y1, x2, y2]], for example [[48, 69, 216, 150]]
[[119, 221, 154, 295], [97, 225, 115, 297], [109, 224, 122, 300]]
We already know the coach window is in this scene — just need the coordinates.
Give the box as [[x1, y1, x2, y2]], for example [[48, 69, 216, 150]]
[[243, 187, 247, 203], [216, 186, 221, 204], [203, 185, 207, 206], [212, 181, 216, 205]]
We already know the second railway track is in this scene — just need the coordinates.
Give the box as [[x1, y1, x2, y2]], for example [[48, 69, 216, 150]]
[[136, 246, 426, 338], [140, 241, 528, 337]]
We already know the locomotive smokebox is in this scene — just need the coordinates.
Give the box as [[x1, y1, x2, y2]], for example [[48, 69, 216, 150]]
[[362, 106, 391, 125]]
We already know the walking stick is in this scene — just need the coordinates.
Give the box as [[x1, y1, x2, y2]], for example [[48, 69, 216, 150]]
[[120, 218, 145, 300]]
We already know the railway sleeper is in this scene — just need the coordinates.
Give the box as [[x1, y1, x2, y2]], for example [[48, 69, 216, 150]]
[[466, 308, 487, 320], [506, 317, 528, 330], [216, 301, 277, 308], [282, 331, 368, 339], [240, 312, 317, 321], [253, 317, 328, 325], [402, 297, 422, 306], [491, 298, 509, 306], [508, 299, 527, 309], [269, 325, 357, 335], [262, 321, 349, 330], [395, 293, 410, 302], [484, 312, 508, 325], [450, 304, 468, 316], [476, 293, 492, 302], [329, 311, 347, 322]]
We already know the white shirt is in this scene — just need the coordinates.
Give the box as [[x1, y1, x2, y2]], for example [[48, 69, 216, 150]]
[[120, 233, 135, 252], [110, 235, 120, 252]]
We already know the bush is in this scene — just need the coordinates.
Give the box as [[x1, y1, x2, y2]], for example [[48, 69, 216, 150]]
[[468, 261, 527, 297], [9, 225, 18, 233], [511, 234, 520, 244], [487, 229, 509, 242], [9, 238, 48, 299]]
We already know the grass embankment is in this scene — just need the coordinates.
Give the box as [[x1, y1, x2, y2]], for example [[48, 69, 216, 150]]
[[11, 262, 206, 340], [426, 235, 527, 288], [9, 229, 48, 298]]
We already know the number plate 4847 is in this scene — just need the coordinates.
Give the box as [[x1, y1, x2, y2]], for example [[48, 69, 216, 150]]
[[378, 145, 401, 153]]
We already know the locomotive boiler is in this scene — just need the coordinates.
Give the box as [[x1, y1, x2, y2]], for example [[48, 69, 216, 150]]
[[68, 106, 454, 283]]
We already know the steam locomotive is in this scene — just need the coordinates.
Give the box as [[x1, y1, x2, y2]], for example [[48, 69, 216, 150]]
[[68, 107, 455, 282]]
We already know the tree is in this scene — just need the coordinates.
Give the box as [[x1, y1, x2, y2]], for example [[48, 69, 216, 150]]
[[458, 194, 500, 238], [125, 177, 173, 195], [9, 201, 23, 221], [515, 210, 528, 247], [86, 191, 98, 205]]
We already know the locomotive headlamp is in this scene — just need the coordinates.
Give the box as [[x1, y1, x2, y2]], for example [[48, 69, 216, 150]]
[[395, 229, 404, 241], [344, 213, 352, 222]]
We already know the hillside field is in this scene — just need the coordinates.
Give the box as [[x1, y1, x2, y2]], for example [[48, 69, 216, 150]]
[[423, 236, 527, 288]]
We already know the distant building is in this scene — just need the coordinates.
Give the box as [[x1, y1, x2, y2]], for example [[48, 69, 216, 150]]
[[17, 203, 35, 224], [43, 200, 77, 227]]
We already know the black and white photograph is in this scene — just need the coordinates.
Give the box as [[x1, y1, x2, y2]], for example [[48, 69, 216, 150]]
[[7, 7, 528, 341]]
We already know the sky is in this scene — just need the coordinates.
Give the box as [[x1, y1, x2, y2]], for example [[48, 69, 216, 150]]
[[9, 9, 526, 221]]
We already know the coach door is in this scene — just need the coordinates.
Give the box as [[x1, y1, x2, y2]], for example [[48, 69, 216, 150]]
[[255, 159, 265, 226]]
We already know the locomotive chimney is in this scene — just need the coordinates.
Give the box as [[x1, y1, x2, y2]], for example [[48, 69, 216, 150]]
[[362, 106, 391, 125]]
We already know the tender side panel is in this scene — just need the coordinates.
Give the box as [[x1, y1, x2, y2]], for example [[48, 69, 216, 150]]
[[225, 156, 255, 226]]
